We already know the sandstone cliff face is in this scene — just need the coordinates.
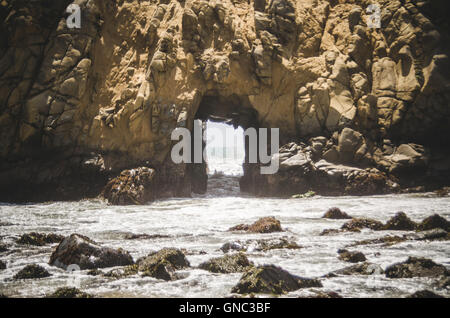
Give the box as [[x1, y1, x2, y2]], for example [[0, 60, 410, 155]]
[[0, 0, 449, 202]]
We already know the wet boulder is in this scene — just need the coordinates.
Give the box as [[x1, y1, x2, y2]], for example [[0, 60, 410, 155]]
[[385, 257, 449, 278], [16, 232, 64, 246], [0, 260, 6, 270], [137, 248, 190, 281], [220, 241, 246, 253], [341, 218, 384, 232], [231, 265, 322, 295], [322, 207, 352, 219], [199, 253, 253, 273], [337, 249, 366, 263], [46, 287, 93, 298], [228, 217, 283, 233], [49, 234, 134, 270], [417, 214, 450, 232], [383, 212, 417, 231], [13, 264, 51, 279], [327, 262, 384, 276], [102, 167, 156, 205], [407, 290, 444, 298]]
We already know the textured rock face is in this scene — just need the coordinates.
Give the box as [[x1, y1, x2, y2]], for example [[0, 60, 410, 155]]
[[1, 0, 450, 201]]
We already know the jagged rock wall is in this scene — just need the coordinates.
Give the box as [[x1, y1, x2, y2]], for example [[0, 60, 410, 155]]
[[0, 0, 449, 201]]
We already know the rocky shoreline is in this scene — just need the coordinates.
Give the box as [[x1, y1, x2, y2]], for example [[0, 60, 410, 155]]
[[1, 210, 448, 298]]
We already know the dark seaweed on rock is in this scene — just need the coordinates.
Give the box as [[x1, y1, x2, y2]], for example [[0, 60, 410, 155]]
[[382, 212, 417, 231], [46, 287, 93, 298], [417, 214, 450, 232], [385, 257, 449, 278], [17, 232, 65, 246], [322, 207, 352, 219], [232, 265, 322, 295], [137, 248, 190, 281], [228, 217, 283, 233], [199, 253, 253, 273], [13, 264, 51, 280]]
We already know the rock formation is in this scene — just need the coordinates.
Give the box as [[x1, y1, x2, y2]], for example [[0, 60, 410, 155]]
[[1, 0, 449, 202]]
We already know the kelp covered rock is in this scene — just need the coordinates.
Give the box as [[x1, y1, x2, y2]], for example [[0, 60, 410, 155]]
[[322, 208, 352, 219], [232, 265, 322, 295], [327, 262, 384, 276], [49, 234, 134, 270], [385, 257, 449, 278], [383, 212, 417, 231], [46, 287, 93, 298], [16, 232, 64, 246], [417, 214, 450, 232], [337, 249, 366, 263], [199, 253, 253, 273], [137, 248, 189, 281], [221, 237, 301, 253], [13, 264, 51, 279], [228, 217, 283, 233], [341, 218, 384, 232], [407, 290, 444, 298]]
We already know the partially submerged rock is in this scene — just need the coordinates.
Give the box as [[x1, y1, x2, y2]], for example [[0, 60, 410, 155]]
[[228, 217, 283, 233], [349, 235, 407, 247], [137, 248, 189, 281], [104, 264, 139, 279], [305, 291, 343, 298], [327, 262, 384, 276], [341, 218, 384, 232], [383, 212, 417, 231], [0, 260, 6, 270], [16, 232, 64, 246], [46, 287, 93, 298], [385, 257, 449, 278], [232, 265, 322, 295], [13, 264, 51, 279], [322, 207, 352, 219], [407, 290, 444, 298], [417, 214, 450, 232], [123, 233, 170, 240], [337, 249, 366, 263], [221, 237, 301, 253], [49, 234, 134, 270], [405, 229, 449, 241], [320, 229, 341, 236], [199, 253, 253, 273]]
